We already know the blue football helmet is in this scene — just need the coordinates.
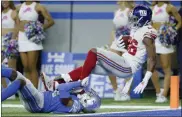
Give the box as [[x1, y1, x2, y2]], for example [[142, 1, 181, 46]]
[[129, 5, 152, 27], [77, 88, 101, 112]]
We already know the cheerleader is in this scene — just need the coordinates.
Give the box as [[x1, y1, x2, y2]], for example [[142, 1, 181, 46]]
[[151, 1, 181, 103], [2, 1, 18, 69], [15, 1, 54, 88], [2, 1, 18, 88], [109, 1, 135, 101]]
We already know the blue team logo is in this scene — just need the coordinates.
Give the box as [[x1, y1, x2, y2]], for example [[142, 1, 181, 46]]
[[139, 10, 147, 16]]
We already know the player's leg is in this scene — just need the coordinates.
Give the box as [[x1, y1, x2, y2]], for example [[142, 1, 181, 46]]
[[56, 48, 132, 82], [2, 67, 44, 112], [96, 48, 132, 78], [17, 73, 44, 113], [69, 48, 97, 80], [69, 67, 83, 81], [80, 48, 97, 80], [1, 67, 25, 101], [63, 62, 108, 81], [54, 49, 97, 82]]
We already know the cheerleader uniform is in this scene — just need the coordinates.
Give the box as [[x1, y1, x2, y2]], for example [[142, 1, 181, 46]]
[[2, 9, 15, 30], [2, 9, 15, 56], [111, 8, 133, 52], [18, 2, 43, 52], [112, 8, 132, 101], [113, 8, 130, 29], [152, 4, 174, 54]]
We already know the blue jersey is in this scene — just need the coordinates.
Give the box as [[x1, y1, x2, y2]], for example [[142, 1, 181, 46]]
[[42, 82, 84, 114], [1, 66, 84, 114]]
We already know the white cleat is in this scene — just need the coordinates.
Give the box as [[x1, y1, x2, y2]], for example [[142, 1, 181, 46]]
[[120, 93, 131, 101], [155, 96, 168, 103]]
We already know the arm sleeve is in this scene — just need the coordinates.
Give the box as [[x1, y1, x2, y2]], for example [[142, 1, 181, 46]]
[[58, 81, 81, 98], [143, 28, 158, 41]]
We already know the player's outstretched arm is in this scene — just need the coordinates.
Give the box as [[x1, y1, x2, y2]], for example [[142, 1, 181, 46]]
[[57, 79, 88, 108], [143, 37, 157, 73], [134, 37, 156, 94], [58, 78, 88, 98]]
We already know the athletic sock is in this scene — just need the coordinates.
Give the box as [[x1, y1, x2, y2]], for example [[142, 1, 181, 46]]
[[80, 50, 97, 80], [68, 67, 82, 81], [2, 80, 21, 101]]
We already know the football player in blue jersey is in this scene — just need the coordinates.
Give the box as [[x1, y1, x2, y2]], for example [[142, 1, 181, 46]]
[[1, 66, 101, 114]]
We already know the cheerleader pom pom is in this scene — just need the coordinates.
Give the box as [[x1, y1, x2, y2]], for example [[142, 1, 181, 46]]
[[120, 26, 130, 36], [115, 26, 130, 39], [159, 24, 177, 47], [3, 32, 13, 42], [168, 26, 177, 44], [6, 40, 19, 59], [24, 21, 46, 44], [1, 46, 6, 58]]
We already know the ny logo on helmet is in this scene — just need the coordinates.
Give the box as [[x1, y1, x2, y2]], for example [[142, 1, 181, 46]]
[[139, 10, 147, 16]]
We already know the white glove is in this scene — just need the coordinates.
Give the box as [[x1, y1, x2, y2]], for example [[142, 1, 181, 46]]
[[110, 35, 127, 52], [133, 71, 152, 94], [133, 80, 148, 94], [115, 35, 126, 48], [81, 78, 89, 87]]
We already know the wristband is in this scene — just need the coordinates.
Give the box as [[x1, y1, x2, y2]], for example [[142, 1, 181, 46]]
[[143, 71, 152, 82]]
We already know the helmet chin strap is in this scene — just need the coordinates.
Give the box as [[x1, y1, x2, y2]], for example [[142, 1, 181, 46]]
[[136, 17, 150, 27], [137, 17, 143, 27], [143, 20, 150, 26]]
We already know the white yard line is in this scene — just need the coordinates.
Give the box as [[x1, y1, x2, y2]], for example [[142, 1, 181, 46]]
[[100, 105, 171, 109], [2, 104, 181, 109], [2, 104, 181, 117], [67, 108, 182, 117]]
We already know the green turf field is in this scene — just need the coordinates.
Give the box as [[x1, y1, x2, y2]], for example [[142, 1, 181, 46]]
[[3, 97, 180, 116]]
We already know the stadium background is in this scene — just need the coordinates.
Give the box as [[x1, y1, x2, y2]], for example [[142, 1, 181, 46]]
[[2, 1, 182, 116], [9, 0, 181, 98]]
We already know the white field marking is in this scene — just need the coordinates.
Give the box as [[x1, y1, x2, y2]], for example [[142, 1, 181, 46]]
[[2, 104, 181, 117], [2, 104, 181, 109], [67, 108, 182, 117], [48, 108, 182, 117], [100, 105, 171, 109]]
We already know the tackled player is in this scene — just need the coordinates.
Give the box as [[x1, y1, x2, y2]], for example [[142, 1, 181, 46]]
[[1, 66, 101, 114]]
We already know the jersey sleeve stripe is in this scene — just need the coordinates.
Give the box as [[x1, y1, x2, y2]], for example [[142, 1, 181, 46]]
[[144, 33, 157, 40]]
